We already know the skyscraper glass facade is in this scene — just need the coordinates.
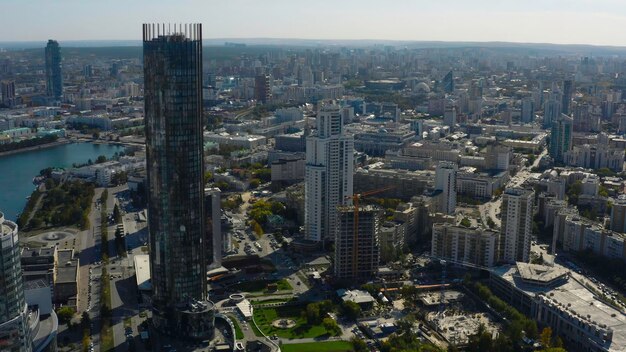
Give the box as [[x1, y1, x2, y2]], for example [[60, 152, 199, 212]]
[[0, 211, 32, 352], [44, 40, 62, 99], [143, 23, 214, 339]]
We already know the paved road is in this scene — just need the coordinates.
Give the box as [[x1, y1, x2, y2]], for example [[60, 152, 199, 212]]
[[76, 188, 108, 352], [103, 186, 151, 352]]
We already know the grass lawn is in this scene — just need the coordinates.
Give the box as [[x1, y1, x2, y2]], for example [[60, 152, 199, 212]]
[[251, 298, 295, 306], [227, 315, 245, 339], [100, 266, 114, 351], [281, 341, 354, 352], [250, 319, 264, 337], [231, 279, 292, 293], [101, 319, 114, 351], [253, 305, 332, 339]]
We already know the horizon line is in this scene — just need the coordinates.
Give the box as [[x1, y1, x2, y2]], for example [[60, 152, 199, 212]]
[[1, 38, 626, 49]]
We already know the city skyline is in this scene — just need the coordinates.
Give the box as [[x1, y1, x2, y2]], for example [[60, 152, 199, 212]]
[[3, 0, 626, 46]]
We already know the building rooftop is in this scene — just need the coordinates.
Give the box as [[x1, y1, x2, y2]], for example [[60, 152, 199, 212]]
[[32, 310, 58, 352], [236, 299, 253, 319], [336, 289, 376, 305], [56, 249, 78, 284], [493, 264, 626, 351], [133, 254, 152, 291], [515, 262, 569, 285], [24, 279, 49, 290]]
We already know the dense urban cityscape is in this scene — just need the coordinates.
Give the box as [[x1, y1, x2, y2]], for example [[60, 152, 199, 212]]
[[3, 4, 626, 352]]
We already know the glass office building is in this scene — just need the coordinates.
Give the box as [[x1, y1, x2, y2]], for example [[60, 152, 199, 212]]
[[143, 23, 214, 340], [44, 40, 62, 99]]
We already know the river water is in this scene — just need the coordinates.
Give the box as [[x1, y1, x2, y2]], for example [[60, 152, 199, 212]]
[[0, 142, 126, 221]]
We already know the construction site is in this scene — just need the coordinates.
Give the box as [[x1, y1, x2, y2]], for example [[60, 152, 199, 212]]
[[420, 289, 502, 346]]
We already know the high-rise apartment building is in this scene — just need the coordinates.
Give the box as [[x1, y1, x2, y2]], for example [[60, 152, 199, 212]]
[[254, 74, 271, 104], [435, 161, 457, 215], [334, 205, 381, 279], [431, 223, 499, 267], [562, 79, 573, 115], [204, 187, 225, 267], [442, 70, 454, 93], [610, 198, 626, 234], [0, 211, 32, 352], [543, 97, 562, 128], [305, 102, 354, 242], [549, 114, 573, 163], [44, 40, 62, 99], [1, 80, 16, 107], [143, 23, 214, 340], [500, 188, 534, 263], [521, 97, 534, 124], [443, 104, 456, 127]]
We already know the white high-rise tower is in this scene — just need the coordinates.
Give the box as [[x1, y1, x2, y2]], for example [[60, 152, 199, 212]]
[[305, 102, 354, 242], [0, 211, 32, 352], [435, 161, 457, 215], [500, 188, 534, 263]]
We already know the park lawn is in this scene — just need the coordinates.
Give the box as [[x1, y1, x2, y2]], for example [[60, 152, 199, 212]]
[[251, 297, 295, 306], [254, 305, 330, 339], [227, 315, 245, 339], [231, 279, 292, 293], [281, 341, 354, 352]]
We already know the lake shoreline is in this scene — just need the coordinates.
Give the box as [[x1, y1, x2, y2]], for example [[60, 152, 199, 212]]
[[0, 142, 126, 221], [0, 139, 72, 157]]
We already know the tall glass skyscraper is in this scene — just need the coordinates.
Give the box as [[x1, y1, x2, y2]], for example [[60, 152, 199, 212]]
[[0, 211, 32, 352], [143, 23, 214, 340], [44, 40, 62, 99]]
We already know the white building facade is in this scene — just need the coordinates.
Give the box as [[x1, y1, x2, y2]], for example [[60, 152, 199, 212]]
[[305, 103, 354, 242], [500, 188, 534, 263]]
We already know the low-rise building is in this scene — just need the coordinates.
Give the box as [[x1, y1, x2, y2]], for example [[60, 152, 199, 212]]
[[431, 223, 499, 267], [21, 247, 57, 294], [204, 132, 266, 149], [351, 125, 415, 157], [456, 170, 509, 199], [557, 215, 626, 261], [271, 157, 305, 182], [490, 263, 624, 352], [54, 249, 79, 306], [354, 168, 433, 201]]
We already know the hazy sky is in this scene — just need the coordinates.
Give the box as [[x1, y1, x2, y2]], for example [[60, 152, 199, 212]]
[[3, 0, 626, 46]]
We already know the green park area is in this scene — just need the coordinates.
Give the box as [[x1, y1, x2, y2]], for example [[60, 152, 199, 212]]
[[19, 179, 94, 231], [230, 279, 292, 293], [253, 302, 341, 339], [226, 315, 244, 339], [281, 341, 354, 352]]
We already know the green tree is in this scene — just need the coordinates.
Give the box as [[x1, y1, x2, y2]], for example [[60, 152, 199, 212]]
[[81, 311, 91, 329], [204, 171, 213, 184], [249, 178, 261, 189], [540, 327, 553, 348], [341, 300, 361, 321], [351, 337, 368, 352], [57, 306, 75, 324], [251, 219, 264, 236], [305, 303, 321, 324], [322, 317, 341, 336], [566, 180, 582, 206], [460, 217, 471, 228], [112, 204, 122, 224]]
